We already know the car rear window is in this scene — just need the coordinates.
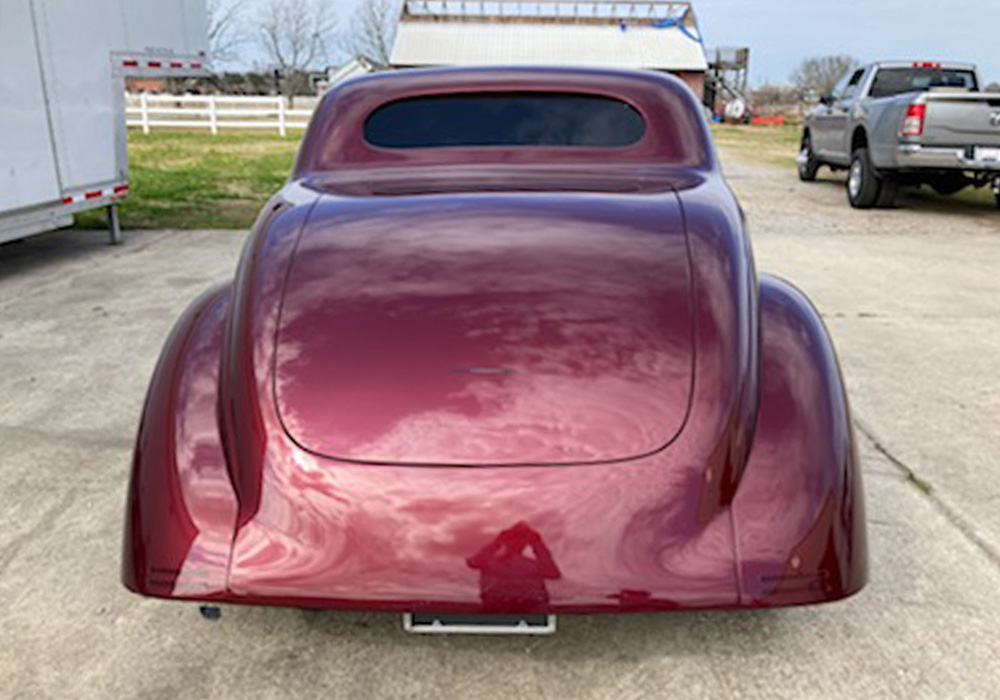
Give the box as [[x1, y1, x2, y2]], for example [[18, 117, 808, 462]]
[[363, 92, 646, 148], [870, 68, 978, 98]]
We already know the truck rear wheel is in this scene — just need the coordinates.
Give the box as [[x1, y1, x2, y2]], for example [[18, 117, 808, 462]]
[[798, 134, 820, 182], [847, 148, 882, 209], [876, 175, 898, 208]]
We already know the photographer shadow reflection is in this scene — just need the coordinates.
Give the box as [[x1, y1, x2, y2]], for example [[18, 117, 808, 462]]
[[466, 522, 561, 611]]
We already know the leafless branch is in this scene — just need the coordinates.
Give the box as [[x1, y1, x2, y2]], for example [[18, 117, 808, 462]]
[[348, 0, 400, 65], [790, 55, 861, 96], [206, 0, 248, 62], [256, 0, 337, 74]]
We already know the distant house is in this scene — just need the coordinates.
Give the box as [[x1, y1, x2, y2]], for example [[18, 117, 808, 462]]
[[389, 0, 709, 98], [317, 57, 381, 94]]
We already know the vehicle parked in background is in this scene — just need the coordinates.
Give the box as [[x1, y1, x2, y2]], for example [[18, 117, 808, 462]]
[[0, 0, 207, 246], [798, 61, 1000, 209], [123, 67, 867, 634]]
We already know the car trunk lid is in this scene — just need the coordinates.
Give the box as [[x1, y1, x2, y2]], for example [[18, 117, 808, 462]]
[[273, 191, 694, 466]]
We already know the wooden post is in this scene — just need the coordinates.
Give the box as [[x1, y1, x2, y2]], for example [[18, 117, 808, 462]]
[[208, 95, 218, 135]]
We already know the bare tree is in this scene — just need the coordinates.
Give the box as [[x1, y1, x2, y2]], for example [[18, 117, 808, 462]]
[[349, 0, 400, 65], [257, 0, 336, 75], [752, 84, 803, 107], [987, 81, 1000, 92], [791, 55, 860, 96], [207, 0, 247, 63]]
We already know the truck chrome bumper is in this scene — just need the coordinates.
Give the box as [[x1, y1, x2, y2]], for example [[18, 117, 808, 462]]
[[896, 144, 1000, 171]]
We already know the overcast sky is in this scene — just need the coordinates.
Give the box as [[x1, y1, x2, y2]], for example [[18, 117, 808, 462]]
[[684, 0, 1000, 85], [243, 0, 1000, 86]]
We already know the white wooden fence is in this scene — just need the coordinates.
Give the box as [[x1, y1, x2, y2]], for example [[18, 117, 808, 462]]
[[125, 93, 316, 135]]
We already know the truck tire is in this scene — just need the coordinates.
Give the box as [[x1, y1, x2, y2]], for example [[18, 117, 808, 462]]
[[847, 148, 882, 209], [798, 134, 820, 182], [876, 175, 898, 208]]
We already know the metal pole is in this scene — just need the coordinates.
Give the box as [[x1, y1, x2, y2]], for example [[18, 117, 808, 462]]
[[107, 203, 123, 246], [278, 96, 287, 137]]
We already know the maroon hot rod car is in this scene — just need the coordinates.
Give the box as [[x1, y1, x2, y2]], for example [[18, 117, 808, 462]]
[[123, 67, 867, 632]]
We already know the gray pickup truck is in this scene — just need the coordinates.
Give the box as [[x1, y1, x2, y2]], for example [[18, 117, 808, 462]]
[[798, 61, 1000, 209]]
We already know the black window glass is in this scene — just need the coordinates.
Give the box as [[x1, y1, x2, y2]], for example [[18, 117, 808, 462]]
[[364, 92, 646, 148], [842, 69, 866, 100], [870, 68, 978, 99]]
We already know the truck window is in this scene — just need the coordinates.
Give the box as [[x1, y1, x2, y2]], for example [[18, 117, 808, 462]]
[[364, 92, 646, 148], [841, 69, 866, 101], [870, 68, 978, 98]]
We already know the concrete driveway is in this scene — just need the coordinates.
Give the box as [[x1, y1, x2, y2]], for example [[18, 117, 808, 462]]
[[1, 151, 999, 700]]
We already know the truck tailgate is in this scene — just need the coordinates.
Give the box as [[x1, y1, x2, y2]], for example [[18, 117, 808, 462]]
[[922, 93, 1000, 147]]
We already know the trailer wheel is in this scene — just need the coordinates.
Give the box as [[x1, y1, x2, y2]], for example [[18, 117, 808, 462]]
[[847, 148, 881, 209], [992, 177, 1000, 210], [797, 134, 820, 182]]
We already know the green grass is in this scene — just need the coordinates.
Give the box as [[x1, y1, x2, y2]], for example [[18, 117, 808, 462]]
[[74, 131, 301, 230], [711, 123, 803, 169], [85, 127, 803, 230], [74, 126, 996, 230]]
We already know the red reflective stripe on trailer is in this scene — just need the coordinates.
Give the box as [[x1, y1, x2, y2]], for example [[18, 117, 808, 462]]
[[123, 59, 139, 67], [85, 190, 103, 200], [170, 61, 184, 69], [114, 185, 130, 194], [191, 62, 202, 69], [147, 61, 162, 68], [62, 197, 74, 205]]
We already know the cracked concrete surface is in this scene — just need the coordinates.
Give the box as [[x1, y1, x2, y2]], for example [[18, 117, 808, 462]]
[[735, 159, 1000, 571], [1, 150, 999, 699]]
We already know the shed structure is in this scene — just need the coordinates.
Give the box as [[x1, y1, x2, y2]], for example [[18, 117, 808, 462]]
[[390, 1, 709, 98]]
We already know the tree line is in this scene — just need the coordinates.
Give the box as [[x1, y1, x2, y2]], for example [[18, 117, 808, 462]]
[[753, 55, 1000, 109], [207, 0, 397, 94], [206, 4, 1000, 101]]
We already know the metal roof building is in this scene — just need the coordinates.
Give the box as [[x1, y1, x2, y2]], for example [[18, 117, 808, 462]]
[[390, 1, 709, 96]]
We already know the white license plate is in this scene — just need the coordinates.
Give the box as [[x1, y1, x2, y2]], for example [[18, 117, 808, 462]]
[[974, 147, 1000, 163], [404, 613, 557, 635]]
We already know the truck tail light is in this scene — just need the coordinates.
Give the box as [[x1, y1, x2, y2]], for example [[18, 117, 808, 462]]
[[901, 104, 926, 137], [913, 61, 941, 69]]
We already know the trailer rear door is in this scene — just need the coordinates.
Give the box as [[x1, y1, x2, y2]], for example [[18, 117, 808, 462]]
[[29, 0, 209, 193], [31, 0, 124, 190], [0, 0, 61, 213]]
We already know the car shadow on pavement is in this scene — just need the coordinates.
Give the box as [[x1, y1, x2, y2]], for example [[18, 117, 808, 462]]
[[810, 173, 998, 218], [228, 605, 788, 663]]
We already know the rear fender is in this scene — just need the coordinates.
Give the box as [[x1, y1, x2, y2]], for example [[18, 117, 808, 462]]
[[121, 286, 238, 599], [733, 276, 868, 606]]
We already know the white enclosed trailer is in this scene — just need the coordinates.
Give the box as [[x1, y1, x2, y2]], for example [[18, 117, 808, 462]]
[[0, 0, 207, 245]]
